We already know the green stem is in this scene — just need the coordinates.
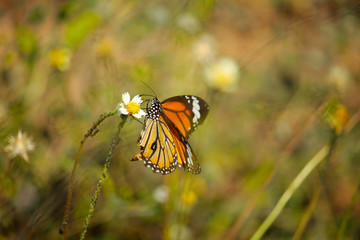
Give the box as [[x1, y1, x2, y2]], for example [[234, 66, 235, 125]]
[[60, 110, 117, 239], [291, 186, 320, 240], [0, 158, 14, 193], [250, 146, 329, 240], [337, 178, 360, 239], [336, 108, 360, 239], [224, 103, 325, 240], [79, 115, 127, 240]]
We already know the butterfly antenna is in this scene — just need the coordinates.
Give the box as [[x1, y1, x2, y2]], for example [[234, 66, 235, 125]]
[[134, 118, 144, 125], [139, 80, 157, 98], [140, 99, 151, 110]]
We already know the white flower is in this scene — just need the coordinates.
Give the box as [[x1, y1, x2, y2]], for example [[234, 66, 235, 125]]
[[4, 130, 35, 162], [118, 92, 146, 118], [204, 57, 240, 92], [146, 5, 169, 26], [152, 185, 170, 204], [328, 65, 351, 94], [176, 13, 200, 33], [169, 224, 192, 240], [192, 34, 216, 63]]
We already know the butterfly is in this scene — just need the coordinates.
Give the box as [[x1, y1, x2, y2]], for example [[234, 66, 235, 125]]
[[131, 95, 210, 175]]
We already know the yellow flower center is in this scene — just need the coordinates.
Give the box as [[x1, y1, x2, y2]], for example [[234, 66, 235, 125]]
[[181, 191, 197, 207], [330, 105, 349, 134], [49, 48, 70, 71], [96, 38, 113, 57], [15, 139, 25, 150], [126, 101, 141, 114], [214, 71, 231, 87]]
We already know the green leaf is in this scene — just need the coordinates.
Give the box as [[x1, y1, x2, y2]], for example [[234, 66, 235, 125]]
[[65, 11, 100, 48], [17, 27, 37, 55]]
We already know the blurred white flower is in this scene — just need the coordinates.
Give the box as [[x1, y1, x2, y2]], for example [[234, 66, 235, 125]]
[[152, 185, 170, 204], [204, 57, 240, 92], [176, 13, 200, 33], [192, 34, 216, 63], [4, 130, 35, 162], [146, 5, 170, 26], [117, 92, 146, 119], [169, 224, 193, 240], [328, 66, 351, 94]]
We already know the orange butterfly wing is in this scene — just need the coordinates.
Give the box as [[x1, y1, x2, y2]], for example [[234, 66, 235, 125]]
[[161, 96, 209, 139], [132, 117, 178, 174], [161, 113, 201, 174]]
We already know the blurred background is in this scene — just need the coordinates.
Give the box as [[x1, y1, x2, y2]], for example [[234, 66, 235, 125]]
[[1, 0, 360, 239]]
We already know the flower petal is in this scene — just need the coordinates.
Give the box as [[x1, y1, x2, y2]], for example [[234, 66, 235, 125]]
[[133, 113, 141, 118], [122, 92, 130, 105], [132, 95, 143, 105], [138, 109, 146, 117], [119, 106, 129, 115], [21, 152, 29, 162], [118, 103, 125, 110], [133, 109, 146, 119]]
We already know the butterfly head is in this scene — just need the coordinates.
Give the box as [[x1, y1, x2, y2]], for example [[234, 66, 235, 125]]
[[146, 98, 163, 120]]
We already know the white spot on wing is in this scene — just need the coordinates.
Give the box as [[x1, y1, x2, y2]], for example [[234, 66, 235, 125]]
[[191, 97, 201, 124], [186, 144, 193, 165], [193, 108, 200, 119], [193, 103, 200, 110]]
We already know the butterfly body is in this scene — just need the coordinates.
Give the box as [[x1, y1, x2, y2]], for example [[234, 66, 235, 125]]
[[132, 95, 209, 175]]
